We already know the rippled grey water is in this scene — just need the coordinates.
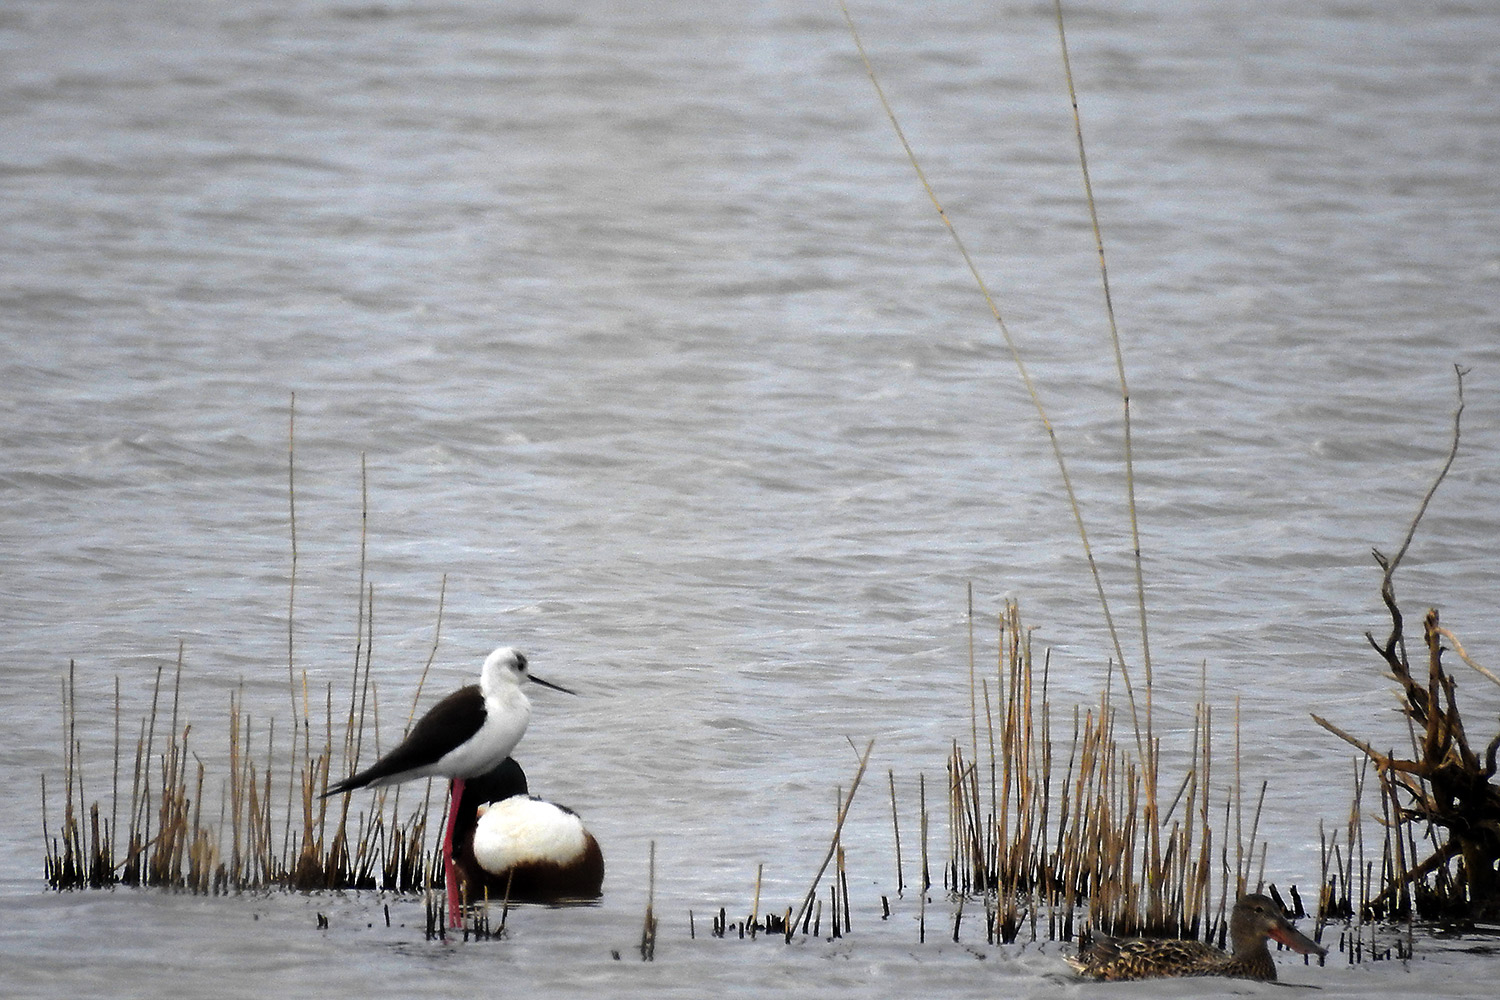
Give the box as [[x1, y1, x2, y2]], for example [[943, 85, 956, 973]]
[[3, 1, 1499, 997]]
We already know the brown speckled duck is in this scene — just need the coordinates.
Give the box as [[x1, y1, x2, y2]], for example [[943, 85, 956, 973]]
[[1067, 893, 1327, 981]]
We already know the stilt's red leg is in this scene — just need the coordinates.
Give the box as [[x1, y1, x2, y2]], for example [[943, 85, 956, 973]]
[[444, 777, 465, 928]]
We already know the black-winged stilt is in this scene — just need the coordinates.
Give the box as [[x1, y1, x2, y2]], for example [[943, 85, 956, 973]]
[[322, 646, 574, 926]]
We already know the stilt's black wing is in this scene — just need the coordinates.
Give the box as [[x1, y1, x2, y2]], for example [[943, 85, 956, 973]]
[[322, 684, 485, 796]]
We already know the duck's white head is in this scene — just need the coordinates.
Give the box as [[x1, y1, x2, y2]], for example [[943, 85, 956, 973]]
[[478, 646, 576, 699]]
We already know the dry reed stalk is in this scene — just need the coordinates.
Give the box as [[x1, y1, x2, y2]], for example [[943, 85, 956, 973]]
[[918, 803, 928, 943], [888, 769, 904, 895], [1352, 754, 1368, 917], [792, 740, 874, 934], [749, 862, 763, 939], [839, 845, 852, 935], [639, 840, 658, 961], [109, 675, 120, 878], [968, 583, 979, 782]]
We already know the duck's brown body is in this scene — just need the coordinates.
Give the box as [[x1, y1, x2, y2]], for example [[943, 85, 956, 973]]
[[1068, 893, 1326, 982]]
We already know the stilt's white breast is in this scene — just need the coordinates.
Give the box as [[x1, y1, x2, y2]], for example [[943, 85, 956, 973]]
[[472, 797, 589, 871], [435, 687, 530, 777]]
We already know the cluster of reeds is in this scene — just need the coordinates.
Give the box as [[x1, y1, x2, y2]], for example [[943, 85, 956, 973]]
[[1308, 758, 1416, 964], [926, 598, 1279, 948], [687, 600, 1302, 957], [42, 641, 446, 894], [43, 399, 458, 895], [43, 487, 451, 895]]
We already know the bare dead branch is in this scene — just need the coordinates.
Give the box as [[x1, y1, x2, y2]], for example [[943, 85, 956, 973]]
[[1436, 626, 1500, 690], [1384, 365, 1467, 583]]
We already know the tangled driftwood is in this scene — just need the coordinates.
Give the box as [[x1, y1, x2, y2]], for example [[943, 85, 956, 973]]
[[1313, 366, 1500, 920]]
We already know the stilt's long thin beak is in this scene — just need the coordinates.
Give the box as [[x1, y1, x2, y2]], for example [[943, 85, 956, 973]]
[[529, 674, 577, 695]]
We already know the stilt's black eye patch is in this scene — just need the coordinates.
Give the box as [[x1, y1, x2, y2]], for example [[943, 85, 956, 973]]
[[516, 652, 528, 673]]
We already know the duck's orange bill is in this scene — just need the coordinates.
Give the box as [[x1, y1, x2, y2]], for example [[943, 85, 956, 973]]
[[1269, 922, 1327, 958]]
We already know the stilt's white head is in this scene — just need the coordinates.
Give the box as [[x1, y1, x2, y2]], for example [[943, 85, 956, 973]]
[[478, 647, 576, 699]]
